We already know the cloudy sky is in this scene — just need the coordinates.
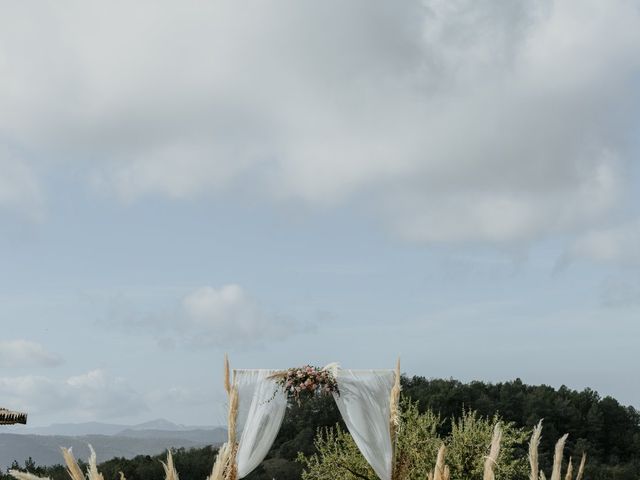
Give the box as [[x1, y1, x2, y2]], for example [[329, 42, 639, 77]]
[[1, 0, 639, 427]]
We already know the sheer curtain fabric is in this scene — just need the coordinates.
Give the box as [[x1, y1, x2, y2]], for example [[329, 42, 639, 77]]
[[332, 369, 395, 480], [233, 369, 288, 478]]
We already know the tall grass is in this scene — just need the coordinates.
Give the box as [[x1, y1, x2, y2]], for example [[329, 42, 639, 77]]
[[9, 422, 586, 480], [529, 424, 585, 480], [8, 382, 586, 480], [483, 424, 502, 480], [160, 451, 179, 480], [528, 421, 543, 480]]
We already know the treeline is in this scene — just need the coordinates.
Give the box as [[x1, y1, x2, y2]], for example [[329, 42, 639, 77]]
[[401, 377, 640, 479], [0, 447, 219, 480], [3, 377, 639, 480]]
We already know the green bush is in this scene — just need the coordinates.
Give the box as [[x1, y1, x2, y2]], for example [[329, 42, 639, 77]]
[[298, 400, 529, 480]]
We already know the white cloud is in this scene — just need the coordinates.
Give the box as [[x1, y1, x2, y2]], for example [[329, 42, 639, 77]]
[[569, 220, 640, 266], [0, 0, 639, 244], [0, 340, 62, 368], [181, 284, 306, 346], [0, 369, 147, 420], [102, 284, 309, 347]]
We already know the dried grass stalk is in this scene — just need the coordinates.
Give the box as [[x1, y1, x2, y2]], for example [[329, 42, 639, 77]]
[[224, 379, 240, 480], [118, 472, 126, 480], [529, 420, 543, 480], [540, 471, 547, 480], [9, 471, 50, 480], [227, 385, 239, 445], [161, 450, 179, 480], [389, 358, 401, 431], [390, 358, 401, 480], [225, 444, 239, 480], [61, 448, 85, 480], [207, 443, 232, 480], [219, 354, 240, 480], [87, 445, 104, 480], [575, 453, 586, 480], [564, 457, 573, 480], [550, 434, 569, 480], [224, 355, 231, 395], [433, 444, 446, 480], [483, 424, 502, 480]]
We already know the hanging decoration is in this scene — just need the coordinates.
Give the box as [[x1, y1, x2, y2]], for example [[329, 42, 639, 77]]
[[268, 365, 339, 404]]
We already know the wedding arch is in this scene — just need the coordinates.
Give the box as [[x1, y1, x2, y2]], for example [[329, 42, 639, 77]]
[[210, 356, 401, 480]]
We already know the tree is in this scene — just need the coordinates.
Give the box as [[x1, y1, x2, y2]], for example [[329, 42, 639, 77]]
[[298, 399, 529, 480]]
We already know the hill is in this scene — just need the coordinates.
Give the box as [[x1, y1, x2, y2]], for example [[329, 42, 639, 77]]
[[0, 425, 226, 471], [6, 419, 221, 437]]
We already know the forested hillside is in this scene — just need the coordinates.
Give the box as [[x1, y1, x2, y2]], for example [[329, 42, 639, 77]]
[[401, 378, 640, 479], [3, 377, 639, 480]]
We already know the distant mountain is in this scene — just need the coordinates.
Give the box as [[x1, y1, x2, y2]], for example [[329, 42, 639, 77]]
[[10, 422, 129, 437], [126, 419, 183, 431], [123, 419, 215, 432], [0, 433, 218, 470], [9, 419, 219, 437], [0, 419, 227, 470], [116, 428, 226, 444]]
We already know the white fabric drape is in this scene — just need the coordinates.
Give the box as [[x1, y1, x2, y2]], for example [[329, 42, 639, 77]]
[[234, 369, 288, 479], [332, 369, 395, 480]]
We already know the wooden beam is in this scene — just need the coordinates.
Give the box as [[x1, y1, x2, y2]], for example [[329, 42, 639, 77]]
[[0, 408, 27, 425]]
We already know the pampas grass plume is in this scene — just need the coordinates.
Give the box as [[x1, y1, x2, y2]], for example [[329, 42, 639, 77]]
[[389, 358, 401, 429], [224, 354, 231, 395], [529, 420, 543, 480], [433, 444, 446, 480], [207, 443, 232, 480], [9, 471, 51, 480], [564, 457, 573, 480], [575, 453, 586, 480], [161, 450, 179, 480], [483, 423, 502, 480], [550, 434, 569, 480], [61, 448, 85, 480], [87, 445, 104, 480]]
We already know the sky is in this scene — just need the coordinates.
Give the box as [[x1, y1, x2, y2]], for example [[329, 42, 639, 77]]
[[1, 0, 640, 428]]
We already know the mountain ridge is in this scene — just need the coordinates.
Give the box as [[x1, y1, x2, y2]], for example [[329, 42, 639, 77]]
[[0, 422, 227, 470], [6, 418, 221, 437]]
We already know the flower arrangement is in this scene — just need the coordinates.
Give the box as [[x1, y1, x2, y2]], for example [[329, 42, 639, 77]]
[[270, 365, 339, 404]]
